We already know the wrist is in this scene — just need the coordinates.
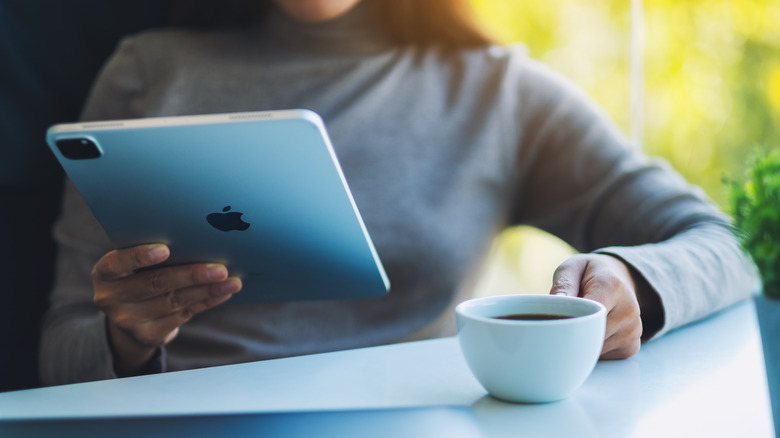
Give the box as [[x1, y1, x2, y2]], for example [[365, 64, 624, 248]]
[[106, 320, 157, 377], [617, 258, 664, 340], [632, 271, 664, 340], [601, 253, 664, 340]]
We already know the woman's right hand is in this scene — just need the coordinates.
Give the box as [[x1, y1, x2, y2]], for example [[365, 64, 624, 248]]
[[91, 243, 242, 376]]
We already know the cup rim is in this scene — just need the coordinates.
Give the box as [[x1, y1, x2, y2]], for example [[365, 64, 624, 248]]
[[455, 294, 606, 325]]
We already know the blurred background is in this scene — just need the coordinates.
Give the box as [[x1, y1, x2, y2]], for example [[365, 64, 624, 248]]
[[467, 0, 780, 296]]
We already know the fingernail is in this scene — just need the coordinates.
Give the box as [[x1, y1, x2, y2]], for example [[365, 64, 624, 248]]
[[206, 265, 227, 281], [148, 245, 169, 263], [221, 278, 242, 294]]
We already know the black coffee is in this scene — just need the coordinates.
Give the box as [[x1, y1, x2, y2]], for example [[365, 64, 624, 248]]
[[494, 313, 573, 321]]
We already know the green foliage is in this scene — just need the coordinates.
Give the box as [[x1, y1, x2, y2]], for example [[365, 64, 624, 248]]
[[730, 148, 780, 298]]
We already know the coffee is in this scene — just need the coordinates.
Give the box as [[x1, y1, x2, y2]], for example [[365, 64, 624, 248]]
[[494, 313, 573, 321]]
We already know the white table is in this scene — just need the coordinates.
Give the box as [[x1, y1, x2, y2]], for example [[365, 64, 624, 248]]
[[0, 299, 775, 437]]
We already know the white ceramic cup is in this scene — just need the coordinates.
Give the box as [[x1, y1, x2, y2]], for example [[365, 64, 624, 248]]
[[455, 294, 606, 403]]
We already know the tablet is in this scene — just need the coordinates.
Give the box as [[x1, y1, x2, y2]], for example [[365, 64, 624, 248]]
[[46, 110, 389, 303]]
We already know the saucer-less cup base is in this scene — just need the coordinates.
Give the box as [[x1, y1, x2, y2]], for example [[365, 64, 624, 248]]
[[456, 294, 606, 403]]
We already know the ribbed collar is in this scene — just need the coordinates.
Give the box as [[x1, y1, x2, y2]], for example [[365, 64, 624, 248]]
[[261, 0, 396, 56]]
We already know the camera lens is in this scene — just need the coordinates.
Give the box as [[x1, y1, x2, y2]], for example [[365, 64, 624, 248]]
[[56, 138, 101, 159]]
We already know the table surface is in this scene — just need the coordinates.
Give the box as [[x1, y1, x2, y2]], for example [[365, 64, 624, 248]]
[[0, 299, 775, 438]]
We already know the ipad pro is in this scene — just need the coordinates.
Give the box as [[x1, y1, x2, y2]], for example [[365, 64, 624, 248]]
[[46, 110, 389, 303]]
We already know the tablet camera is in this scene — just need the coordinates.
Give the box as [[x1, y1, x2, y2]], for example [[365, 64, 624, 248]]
[[56, 138, 102, 159]]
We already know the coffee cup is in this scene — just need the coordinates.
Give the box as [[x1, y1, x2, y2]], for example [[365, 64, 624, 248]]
[[455, 294, 606, 403]]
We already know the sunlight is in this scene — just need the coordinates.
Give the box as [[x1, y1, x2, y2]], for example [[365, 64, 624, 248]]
[[467, 0, 780, 295]]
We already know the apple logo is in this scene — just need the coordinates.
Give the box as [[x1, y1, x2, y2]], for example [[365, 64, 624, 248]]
[[206, 206, 250, 231]]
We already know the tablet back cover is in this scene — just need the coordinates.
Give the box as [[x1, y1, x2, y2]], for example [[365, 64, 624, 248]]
[[47, 110, 389, 302]]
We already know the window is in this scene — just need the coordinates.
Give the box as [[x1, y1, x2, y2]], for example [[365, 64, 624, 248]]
[[468, 0, 780, 295]]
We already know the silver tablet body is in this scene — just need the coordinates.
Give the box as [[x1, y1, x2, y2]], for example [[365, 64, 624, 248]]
[[47, 109, 389, 302]]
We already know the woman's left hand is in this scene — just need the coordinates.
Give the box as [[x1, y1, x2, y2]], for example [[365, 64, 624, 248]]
[[549, 254, 643, 359]]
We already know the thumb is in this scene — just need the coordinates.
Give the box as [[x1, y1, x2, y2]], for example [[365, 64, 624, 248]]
[[549, 255, 587, 297]]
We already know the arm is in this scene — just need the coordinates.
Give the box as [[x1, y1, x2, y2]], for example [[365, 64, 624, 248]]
[[39, 38, 242, 384], [40, 178, 125, 384], [40, 38, 148, 385], [507, 55, 758, 351]]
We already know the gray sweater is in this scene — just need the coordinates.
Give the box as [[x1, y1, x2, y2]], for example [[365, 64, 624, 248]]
[[41, 2, 758, 385]]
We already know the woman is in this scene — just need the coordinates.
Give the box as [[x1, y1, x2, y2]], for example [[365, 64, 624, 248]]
[[40, 0, 758, 384]]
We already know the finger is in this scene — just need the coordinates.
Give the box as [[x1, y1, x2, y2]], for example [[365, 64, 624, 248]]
[[578, 265, 624, 311], [581, 255, 639, 308], [549, 255, 588, 297], [600, 318, 642, 359], [130, 290, 236, 347], [581, 271, 640, 340], [114, 263, 229, 303], [604, 309, 642, 342], [601, 342, 640, 360], [582, 282, 635, 354], [126, 277, 242, 322], [94, 244, 170, 281]]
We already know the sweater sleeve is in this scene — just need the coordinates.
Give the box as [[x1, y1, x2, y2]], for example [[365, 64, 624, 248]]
[[39, 37, 166, 385], [507, 52, 760, 339]]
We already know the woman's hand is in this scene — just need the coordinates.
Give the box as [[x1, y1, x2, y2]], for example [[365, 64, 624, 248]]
[[91, 243, 242, 376], [549, 254, 646, 359]]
